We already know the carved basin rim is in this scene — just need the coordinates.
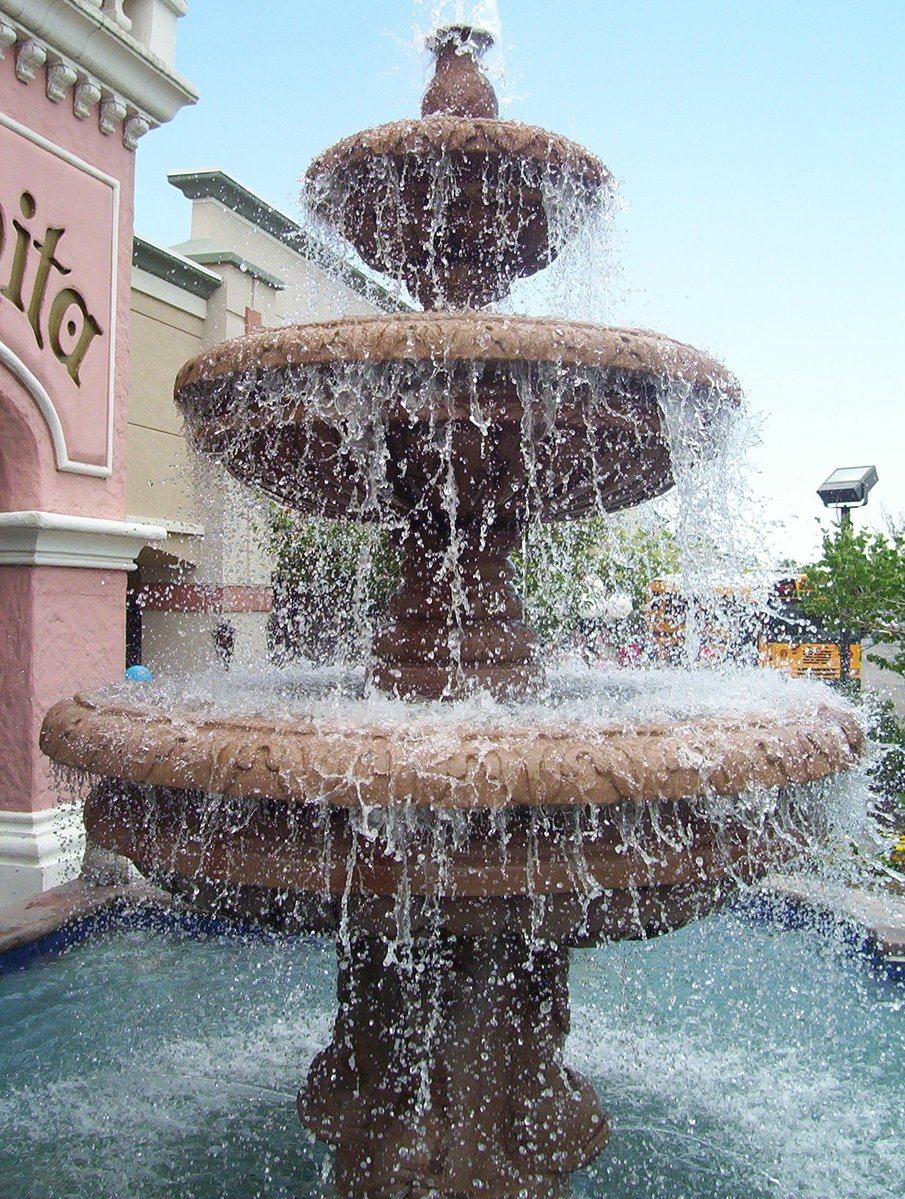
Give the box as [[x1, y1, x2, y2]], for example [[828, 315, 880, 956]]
[[305, 115, 610, 188], [174, 312, 742, 397], [41, 692, 863, 810]]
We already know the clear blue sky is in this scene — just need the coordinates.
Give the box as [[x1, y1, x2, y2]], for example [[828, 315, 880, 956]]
[[134, 1, 905, 563]]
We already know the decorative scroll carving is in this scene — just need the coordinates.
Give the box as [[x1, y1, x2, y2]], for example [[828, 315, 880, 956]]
[[15, 39, 46, 83], [123, 113, 150, 149], [73, 78, 102, 119], [99, 95, 127, 135], [175, 311, 740, 393], [41, 693, 864, 811], [46, 61, 78, 103]]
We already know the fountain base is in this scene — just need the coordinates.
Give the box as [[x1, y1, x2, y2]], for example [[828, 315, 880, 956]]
[[298, 932, 608, 1199], [38, 686, 865, 1195]]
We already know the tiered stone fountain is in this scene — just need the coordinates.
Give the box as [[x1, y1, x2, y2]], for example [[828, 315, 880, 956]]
[[41, 26, 862, 1199]]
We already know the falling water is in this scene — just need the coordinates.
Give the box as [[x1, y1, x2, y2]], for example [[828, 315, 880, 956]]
[[1, 910, 902, 1199]]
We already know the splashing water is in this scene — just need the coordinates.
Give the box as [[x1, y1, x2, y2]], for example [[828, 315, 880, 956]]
[[1, 915, 901, 1199], [34, 9, 896, 1197], [413, 0, 503, 47]]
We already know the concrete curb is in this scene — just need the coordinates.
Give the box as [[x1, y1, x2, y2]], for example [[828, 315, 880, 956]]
[[0, 877, 170, 959], [754, 873, 905, 975]]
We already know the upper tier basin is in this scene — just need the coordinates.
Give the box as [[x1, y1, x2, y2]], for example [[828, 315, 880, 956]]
[[304, 22, 609, 311], [305, 117, 609, 309], [174, 312, 740, 526]]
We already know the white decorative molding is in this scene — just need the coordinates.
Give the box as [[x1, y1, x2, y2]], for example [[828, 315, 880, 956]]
[[101, 0, 131, 31], [73, 75, 102, 118], [122, 111, 150, 150], [0, 17, 15, 56], [0, 0, 197, 127], [124, 0, 186, 65], [0, 511, 167, 570], [99, 93, 127, 134], [0, 339, 114, 477], [14, 35, 44, 80], [127, 514, 204, 537], [46, 58, 77, 102], [0, 804, 85, 908]]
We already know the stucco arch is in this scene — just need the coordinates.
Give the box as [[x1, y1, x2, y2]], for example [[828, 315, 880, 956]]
[[0, 347, 50, 513], [0, 339, 84, 477], [0, 340, 119, 517]]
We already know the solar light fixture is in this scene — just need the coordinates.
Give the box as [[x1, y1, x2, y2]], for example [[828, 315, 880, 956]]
[[816, 465, 878, 509]]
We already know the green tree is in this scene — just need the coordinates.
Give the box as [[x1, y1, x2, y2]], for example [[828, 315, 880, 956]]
[[865, 697, 905, 804], [266, 509, 399, 663], [799, 525, 905, 679], [512, 517, 678, 642], [799, 525, 905, 839]]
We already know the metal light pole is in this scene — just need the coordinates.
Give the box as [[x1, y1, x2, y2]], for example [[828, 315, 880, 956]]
[[816, 466, 878, 684]]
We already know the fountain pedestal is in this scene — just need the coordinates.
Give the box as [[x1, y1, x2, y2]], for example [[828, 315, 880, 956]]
[[299, 933, 608, 1199], [373, 523, 541, 700]]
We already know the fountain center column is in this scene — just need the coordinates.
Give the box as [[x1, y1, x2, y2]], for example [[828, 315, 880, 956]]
[[371, 521, 542, 700], [298, 932, 609, 1199]]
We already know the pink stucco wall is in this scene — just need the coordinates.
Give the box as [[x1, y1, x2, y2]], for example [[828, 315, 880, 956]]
[[0, 566, 125, 812], [0, 46, 137, 816]]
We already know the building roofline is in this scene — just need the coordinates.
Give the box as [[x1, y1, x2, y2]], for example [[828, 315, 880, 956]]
[[132, 236, 222, 299], [166, 167, 412, 313], [168, 168, 301, 242], [171, 239, 286, 290]]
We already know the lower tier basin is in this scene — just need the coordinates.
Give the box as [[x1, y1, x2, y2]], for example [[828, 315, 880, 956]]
[[41, 668, 862, 950], [38, 668, 865, 1197], [41, 668, 862, 947]]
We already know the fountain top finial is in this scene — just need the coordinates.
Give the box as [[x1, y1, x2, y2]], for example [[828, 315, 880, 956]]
[[425, 23, 495, 55], [422, 23, 499, 118]]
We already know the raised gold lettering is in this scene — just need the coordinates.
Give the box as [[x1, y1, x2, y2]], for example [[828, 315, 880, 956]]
[[0, 190, 104, 384], [48, 288, 103, 385], [28, 227, 70, 350], [0, 192, 36, 311]]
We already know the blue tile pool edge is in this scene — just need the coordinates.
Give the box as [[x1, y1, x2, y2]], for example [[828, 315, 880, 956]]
[[2, 884, 903, 982], [732, 889, 905, 983], [0, 895, 308, 976]]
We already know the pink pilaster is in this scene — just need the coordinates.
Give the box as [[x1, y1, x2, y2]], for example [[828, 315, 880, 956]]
[[0, 2, 195, 904]]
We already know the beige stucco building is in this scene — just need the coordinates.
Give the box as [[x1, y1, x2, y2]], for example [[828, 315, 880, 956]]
[[127, 169, 404, 675]]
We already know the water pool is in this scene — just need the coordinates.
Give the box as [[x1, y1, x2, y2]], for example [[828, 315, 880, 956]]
[[1, 911, 901, 1199]]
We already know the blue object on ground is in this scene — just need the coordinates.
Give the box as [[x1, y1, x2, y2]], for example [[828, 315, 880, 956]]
[[125, 665, 154, 682]]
